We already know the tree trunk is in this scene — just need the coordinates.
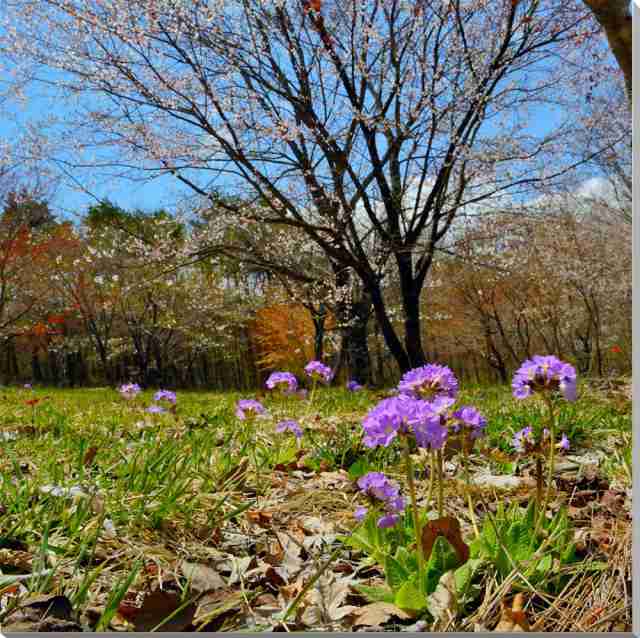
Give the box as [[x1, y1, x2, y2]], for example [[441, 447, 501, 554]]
[[397, 253, 426, 369], [31, 348, 43, 383], [311, 303, 327, 361], [345, 293, 372, 385], [368, 281, 412, 372], [583, 0, 632, 102]]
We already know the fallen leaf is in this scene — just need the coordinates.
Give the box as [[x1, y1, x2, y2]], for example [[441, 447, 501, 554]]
[[83, 446, 99, 466], [426, 571, 457, 629], [300, 574, 358, 626], [118, 589, 197, 632], [2, 594, 81, 632], [193, 589, 244, 630], [180, 561, 226, 593], [352, 601, 410, 628], [494, 593, 535, 632], [421, 516, 469, 565], [246, 509, 273, 528]]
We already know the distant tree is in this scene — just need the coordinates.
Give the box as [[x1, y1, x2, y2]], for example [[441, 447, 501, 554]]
[[5, 0, 601, 373]]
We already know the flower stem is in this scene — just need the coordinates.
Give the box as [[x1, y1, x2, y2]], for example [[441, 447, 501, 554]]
[[403, 437, 425, 595], [437, 449, 444, 517], [462, 444, 479, 538], [535, 396, 556, 537], [425, 451, 435, 514]]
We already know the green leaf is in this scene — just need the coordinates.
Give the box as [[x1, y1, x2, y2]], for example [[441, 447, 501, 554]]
[[348, 457, 372, 481], [394, 546, 418, 573], [394, 579, 425, 612], [505, 521, 535, 565], [354, 584, 395, 604], [454, 558, 484, 598], [425, 536, 462, 594], [385, 554, 411, 592]]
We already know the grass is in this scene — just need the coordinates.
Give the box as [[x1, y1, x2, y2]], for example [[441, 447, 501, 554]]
[[0, 379, 631, 631]]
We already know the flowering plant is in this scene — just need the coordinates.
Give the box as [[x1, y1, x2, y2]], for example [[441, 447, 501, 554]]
[[511, 354, 577, 535], [398, 363, 458, 400], [304, 360, 333, 384], [266, 371, 298, 394], [235, 399, 266, 421], [512, 355, 577, 402], [118, 383, 141, 400], [154, 389, 177, 404], [276, 419, 303, 440]]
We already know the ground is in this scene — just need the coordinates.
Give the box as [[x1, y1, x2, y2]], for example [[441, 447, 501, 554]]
[[0, 380, 632, 632]]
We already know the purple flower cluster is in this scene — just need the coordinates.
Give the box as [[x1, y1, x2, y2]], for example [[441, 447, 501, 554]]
[[398, 363, 458, 400], [512, 355, 577, 402], [512, 425, 536, 453], [235, 399, 266, 420], [119, 383, 141, 400], [266, 371, 298, 394], [304, 360, 333, 383], [512, 425, 570, 454], [451, 406, 487, 439], [154, 389, 177, 404], [346, 380, 364, 392], [276, 419, 303, 440], [361, 393, 455, 451], [355, 472, 406, 528], [147, 404, 166, 414]]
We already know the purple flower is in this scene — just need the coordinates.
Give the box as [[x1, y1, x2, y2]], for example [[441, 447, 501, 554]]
[[266, 372, 298, 393], [119, 383, 141, 399], [452, 405, 487, 439], [147, 404, 166, 414], [377, 513, 400, 528], [512, 355, 577, 402], [304, 360, 333, 383], [512, 426, 535, 453], [276, 419, 303, 440], [354, 506, 368, 522], [357, 472, 400, 501], [23, 383, 33, 390], [558, 434, 570, 451], [154, 389, 177, 404], [235, 399, 266, 420], [356, 472, 406, 529], [361, 395, 447, 450], [398, 364, 458, 400], [346, 380, 363, 392], [361, 396, 416, 448]]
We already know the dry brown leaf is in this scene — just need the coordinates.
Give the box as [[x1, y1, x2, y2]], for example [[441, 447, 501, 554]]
[[117, 589, 197, 632], [494, 593, 530, 632], [180, 561, 226, 593], [421, 516, 469, 565], [83, 446, 99, 467], [300, 574, 358, 626], [426, 571, 458, 629], [352, 601, 410, 628]]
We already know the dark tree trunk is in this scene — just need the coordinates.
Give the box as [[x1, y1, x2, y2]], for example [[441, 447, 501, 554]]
[[48, 349, 60, 385], [31, 349, 43, 383], [368, 280, 411, 373], [311, 303, 327, 361], [345, 292, 372, 385], [396, 253, 426, 369]]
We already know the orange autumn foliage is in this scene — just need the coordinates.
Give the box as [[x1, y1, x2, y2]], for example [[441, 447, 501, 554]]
[[250, 303, 334, 373]]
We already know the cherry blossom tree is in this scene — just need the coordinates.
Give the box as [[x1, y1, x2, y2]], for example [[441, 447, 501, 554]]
[[3, 0, 606, 372]]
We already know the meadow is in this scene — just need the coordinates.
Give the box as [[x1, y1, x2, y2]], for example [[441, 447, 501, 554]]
[[0, 371, 631, 632]]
